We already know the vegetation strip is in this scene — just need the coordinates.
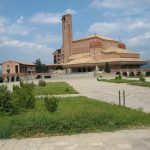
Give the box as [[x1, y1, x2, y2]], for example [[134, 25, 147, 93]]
[[1, 96, 150, 139], [99, 79, 150, 87], [34, 82, 78, 95]]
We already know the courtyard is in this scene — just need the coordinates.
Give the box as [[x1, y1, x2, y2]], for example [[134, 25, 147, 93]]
[[5, 73, 149, 112]]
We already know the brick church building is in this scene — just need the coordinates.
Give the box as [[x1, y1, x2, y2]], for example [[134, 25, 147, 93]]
[[52, 14, 148, 74]]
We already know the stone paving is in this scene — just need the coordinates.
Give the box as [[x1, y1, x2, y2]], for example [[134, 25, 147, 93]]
[[0, 129, 150, 150]]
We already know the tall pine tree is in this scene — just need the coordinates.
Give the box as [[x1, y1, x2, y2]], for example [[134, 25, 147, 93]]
[[104, 62, 111, 73]]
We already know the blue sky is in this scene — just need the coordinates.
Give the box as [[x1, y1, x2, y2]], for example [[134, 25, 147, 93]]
[[0, 0, 150, 64]]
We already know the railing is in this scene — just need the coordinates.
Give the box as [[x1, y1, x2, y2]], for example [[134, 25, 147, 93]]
[[112, 68, 150, 72], [2, 72, 52, 77]]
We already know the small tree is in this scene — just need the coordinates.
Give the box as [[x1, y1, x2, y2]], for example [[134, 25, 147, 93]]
[[34, 58, 48, 73], [104, 62, 111, 73], [44, 95, 59, 112], [139, 74, 145, 82]]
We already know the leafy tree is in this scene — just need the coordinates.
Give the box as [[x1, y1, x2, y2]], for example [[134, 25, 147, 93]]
[[104, 62, 111, 73], [34, 58, 48, 73]]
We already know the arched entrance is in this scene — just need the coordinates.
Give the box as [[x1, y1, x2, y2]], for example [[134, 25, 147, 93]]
[[11, 76, 15, 82], [16, 76, 20, 81], [122, 72, 127, 76], [136, 72, 141, 76], [146, 72, 150, 77], [7, 77, 9, 82], [129, 72, 135, 76], [36, 75, 42, 79], [116, 72, 120, 75]]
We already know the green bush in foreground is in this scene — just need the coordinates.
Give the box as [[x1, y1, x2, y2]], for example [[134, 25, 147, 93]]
[[44, 95, 59, 112], [139, 74, 145, 82], [0, 82, 35, 115], [13, 82, 35, 111], [0, 86, 13, 114], [38, 80, 46, 86]]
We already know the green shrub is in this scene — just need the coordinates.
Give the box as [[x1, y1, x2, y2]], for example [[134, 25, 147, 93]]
[[38, 80, 46, 86], [115, 74, 122, 80], [13, 82, 35, 110], [0, 86, 13, 114], [12, 85, 20, 91], [44, 95, 59, 112], [65, 87, 69, 92], [139, 74, 145, 82]]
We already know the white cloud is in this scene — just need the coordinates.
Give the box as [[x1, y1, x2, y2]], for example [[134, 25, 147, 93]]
[[0, 16, 32, 36], [88, 22, 120, 36], [128, 32, 150, 48], [0, 37, 53, 63], [91, 0, 125, 9], [127, 32, 150, 58], [17, 16, 25, 24], [91, 0, 150, 9], [35, 34, 61, 44], [64, 9, 76, 15], [29, 12, 61, 25], [128, 20, 150, 32], [8, 23, 30, 36], [29, 9, 76, 25], [0, 16, 8, 34], [88, 16, 150, 37]]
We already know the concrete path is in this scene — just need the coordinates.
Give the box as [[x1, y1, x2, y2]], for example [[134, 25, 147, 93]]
[[66, 78, 150, 112], [0, 129, 150, 150]]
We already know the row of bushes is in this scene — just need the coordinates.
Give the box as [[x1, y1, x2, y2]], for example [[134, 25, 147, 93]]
[[115, 74, 146, 81], [0, 81, 59, 115], [0, 82, 35, 115]]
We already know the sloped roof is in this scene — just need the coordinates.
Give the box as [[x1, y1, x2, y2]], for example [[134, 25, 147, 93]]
[[97, 58, 147, 63], [104, 47, 139, 54], [64, 57, 147, 66], [69, 53, 90, 60], [73, 34, 117, 43], [0, 60, 35, 66], [66, 57, 95, 65]]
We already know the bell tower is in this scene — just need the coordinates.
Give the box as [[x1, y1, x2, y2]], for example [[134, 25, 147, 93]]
[[61, 14, 73, 63]]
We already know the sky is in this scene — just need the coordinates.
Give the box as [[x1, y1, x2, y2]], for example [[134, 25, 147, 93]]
[[0, 0, 150, 64]]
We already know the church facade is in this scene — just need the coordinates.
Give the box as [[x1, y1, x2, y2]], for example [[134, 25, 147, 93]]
[[52, 14, 148, 74]]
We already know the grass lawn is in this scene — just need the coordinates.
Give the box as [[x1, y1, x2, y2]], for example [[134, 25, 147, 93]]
[[99, 79, 150, 87], [34, 82, 78, 95], [0, 96, 150, 139]]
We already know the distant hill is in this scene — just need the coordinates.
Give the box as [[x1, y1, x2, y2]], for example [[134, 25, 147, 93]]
[[141, 63, 150, 69]]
